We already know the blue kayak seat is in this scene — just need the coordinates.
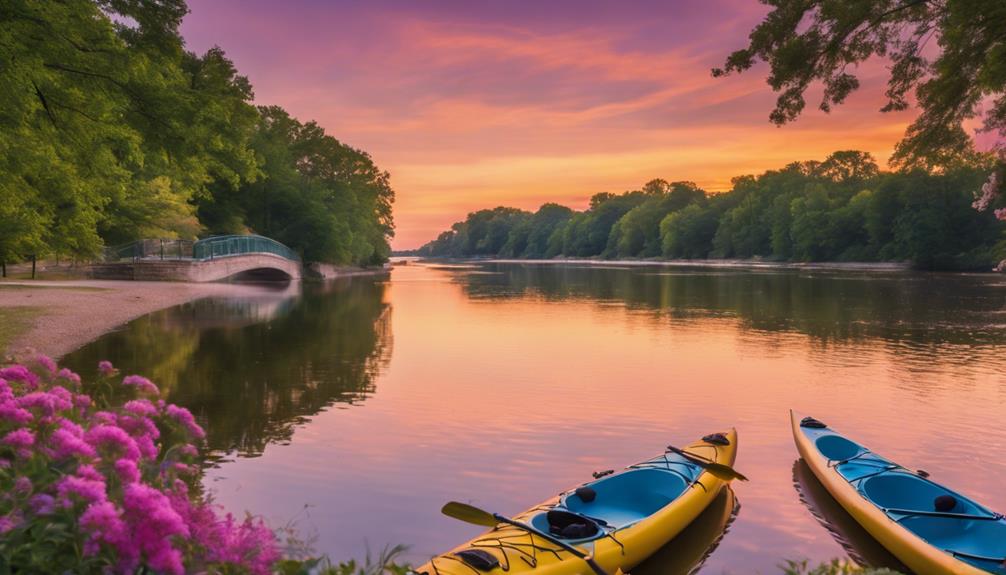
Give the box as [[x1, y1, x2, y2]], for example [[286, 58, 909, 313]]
[[900, 515, 1006, 565], [815, 434, 864, 461], [860, 473, 981, 516], [562, 468, 688, 528]]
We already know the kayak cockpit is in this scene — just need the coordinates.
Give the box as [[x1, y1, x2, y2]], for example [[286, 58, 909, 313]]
[[815, 434, 863, 461], [527, 467, 693, 541], [564, 468, 689, 528], [860, 473, 983, 516]]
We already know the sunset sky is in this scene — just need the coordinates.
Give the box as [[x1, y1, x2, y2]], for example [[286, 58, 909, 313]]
[[180, 0, 919, 250]]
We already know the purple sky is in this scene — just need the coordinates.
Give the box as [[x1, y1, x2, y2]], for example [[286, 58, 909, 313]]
[[181, 1, 920, 248]]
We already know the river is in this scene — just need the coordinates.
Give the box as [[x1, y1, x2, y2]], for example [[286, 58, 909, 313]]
[[61, 261, 1006, 573]]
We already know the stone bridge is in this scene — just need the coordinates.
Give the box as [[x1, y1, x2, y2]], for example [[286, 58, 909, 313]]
[[91, 236, 302, 282]]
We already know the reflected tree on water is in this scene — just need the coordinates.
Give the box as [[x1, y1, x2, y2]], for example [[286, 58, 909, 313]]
[[63, 278, 393, 458]]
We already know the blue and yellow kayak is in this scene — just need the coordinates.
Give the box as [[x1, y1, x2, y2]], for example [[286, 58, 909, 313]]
[[415, 429, 739, 575], [791, 411, 1006, 574]]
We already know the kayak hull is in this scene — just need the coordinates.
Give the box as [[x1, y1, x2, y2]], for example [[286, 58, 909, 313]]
[[416, 429, 738, 575], [791, 412, 1005, 575]]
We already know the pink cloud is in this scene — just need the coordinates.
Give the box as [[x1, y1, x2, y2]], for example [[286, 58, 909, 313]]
[[180, 1, 923, 249]]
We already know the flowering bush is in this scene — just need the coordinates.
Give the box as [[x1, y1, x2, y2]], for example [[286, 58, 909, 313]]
[[0, 355, 280, 574]]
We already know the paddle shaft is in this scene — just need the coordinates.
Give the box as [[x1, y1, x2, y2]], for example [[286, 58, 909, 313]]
[[491, 514, 609, 575]]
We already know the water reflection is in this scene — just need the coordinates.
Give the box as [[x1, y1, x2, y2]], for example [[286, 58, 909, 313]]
[[634, 487, 739, 575], [455, 263, 1006, 345], [54, 262, 1006, 571], [792, 460, 907, 571], [62, 277, 392, 458]]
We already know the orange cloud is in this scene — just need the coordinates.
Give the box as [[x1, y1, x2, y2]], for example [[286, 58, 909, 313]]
[[181, 1, 919, 249]]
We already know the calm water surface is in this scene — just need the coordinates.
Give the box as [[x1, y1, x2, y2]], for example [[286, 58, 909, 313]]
[[63, 262, 1006, 574]]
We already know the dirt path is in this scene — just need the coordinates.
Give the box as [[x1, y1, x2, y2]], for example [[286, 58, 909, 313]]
[[0, 280, 279, 359]]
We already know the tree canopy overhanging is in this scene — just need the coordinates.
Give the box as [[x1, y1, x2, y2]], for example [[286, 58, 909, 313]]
[[712, 0, 1006, 171], [0, 0, 394, 266]]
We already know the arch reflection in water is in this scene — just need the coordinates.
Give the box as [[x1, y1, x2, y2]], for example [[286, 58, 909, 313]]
[[632, 487, 739, 575], [792, 460, 908, 572], [61, 277, 393, 459]]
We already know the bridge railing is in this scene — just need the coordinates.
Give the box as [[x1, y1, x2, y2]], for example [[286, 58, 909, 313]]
[[193, 235, 300, 261], [104, 239, 194, 262], [103, 235, 299, 263]]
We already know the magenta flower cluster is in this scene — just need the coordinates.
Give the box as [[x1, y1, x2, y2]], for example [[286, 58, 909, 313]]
[[0, 356, 280, 574]]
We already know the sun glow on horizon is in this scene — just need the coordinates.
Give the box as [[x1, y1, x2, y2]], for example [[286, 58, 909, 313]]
[[180, 0, 919, 249]]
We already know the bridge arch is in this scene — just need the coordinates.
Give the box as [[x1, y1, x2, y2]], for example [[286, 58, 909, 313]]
[[92, 235, 302, 282]]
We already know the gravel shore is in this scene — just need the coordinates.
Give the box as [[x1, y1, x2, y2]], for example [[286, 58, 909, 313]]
[[0, 280, 279, 358]]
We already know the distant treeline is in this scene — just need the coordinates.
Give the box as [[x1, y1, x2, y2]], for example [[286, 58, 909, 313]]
[[416, 151, 1004, 270], [2, 0, 393, 265]]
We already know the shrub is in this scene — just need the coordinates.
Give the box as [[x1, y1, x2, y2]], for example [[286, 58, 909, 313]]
[[0, 355, 280, 574]]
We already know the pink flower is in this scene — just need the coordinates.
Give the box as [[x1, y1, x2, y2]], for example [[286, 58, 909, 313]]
[[0, 402, 33, 424], [0, 366, 39, 389], [165, 405, 205, 439], [122, 375, 159, 395], [33, 354, 57, 375], [79, 501, 128, 557], [17, 391, 72, 416], [85, 425, 140, 461], [2, 428, 35, 449], [114, 458, 140, 483], [56, 475, 107, 506], [91, 411, 117, 425], [57, 368, 81, 386], [123, 483, 189, 575], [169, 492, 280, 574], [124, 399, 158, 417], [135, 434, 158, 460], [118, 414, 159, 440], [51, 428, 97, 459], [76, 464, 104, 481], [98, 360, 116, 376], [57, 417, 84, 436], [74, 394, 92, 410], [0, 516, 14, 534]]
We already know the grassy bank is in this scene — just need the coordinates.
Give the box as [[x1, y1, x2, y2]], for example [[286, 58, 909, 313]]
[[0, 306, 44, 355]]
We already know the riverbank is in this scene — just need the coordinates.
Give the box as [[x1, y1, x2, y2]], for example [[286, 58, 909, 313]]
[[408, 257, 915, 272], [0, 280, 282, 359]]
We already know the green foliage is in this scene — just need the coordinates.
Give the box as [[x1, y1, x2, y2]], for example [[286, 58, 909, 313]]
[[274, 535, 410, 575], [781, 558, 902, 575], [418, 151, 1006, 270], [714, 0, 1006, 170], [232, 107, 394, 265], [1, 0, 393, 265]]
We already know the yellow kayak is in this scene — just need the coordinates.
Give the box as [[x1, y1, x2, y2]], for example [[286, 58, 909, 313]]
[[415, 429, 739, 575], [632, 486, 738, 575], [791, 411, 1006, 575]]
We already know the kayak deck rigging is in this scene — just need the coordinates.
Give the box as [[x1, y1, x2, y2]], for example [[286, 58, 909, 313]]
[[418, 433, 738, 575], [798, 417, 1006, 574]]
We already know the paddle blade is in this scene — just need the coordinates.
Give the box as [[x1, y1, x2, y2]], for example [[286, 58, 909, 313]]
[[702, 462, 748, 482], [441, 501, 499, 527], [668, 445, 748, 482]]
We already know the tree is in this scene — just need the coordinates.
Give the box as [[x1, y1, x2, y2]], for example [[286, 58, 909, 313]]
[[522, 203, 573, 258], [714, 0, 1006, 170], [238, 107, 394, 264]]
